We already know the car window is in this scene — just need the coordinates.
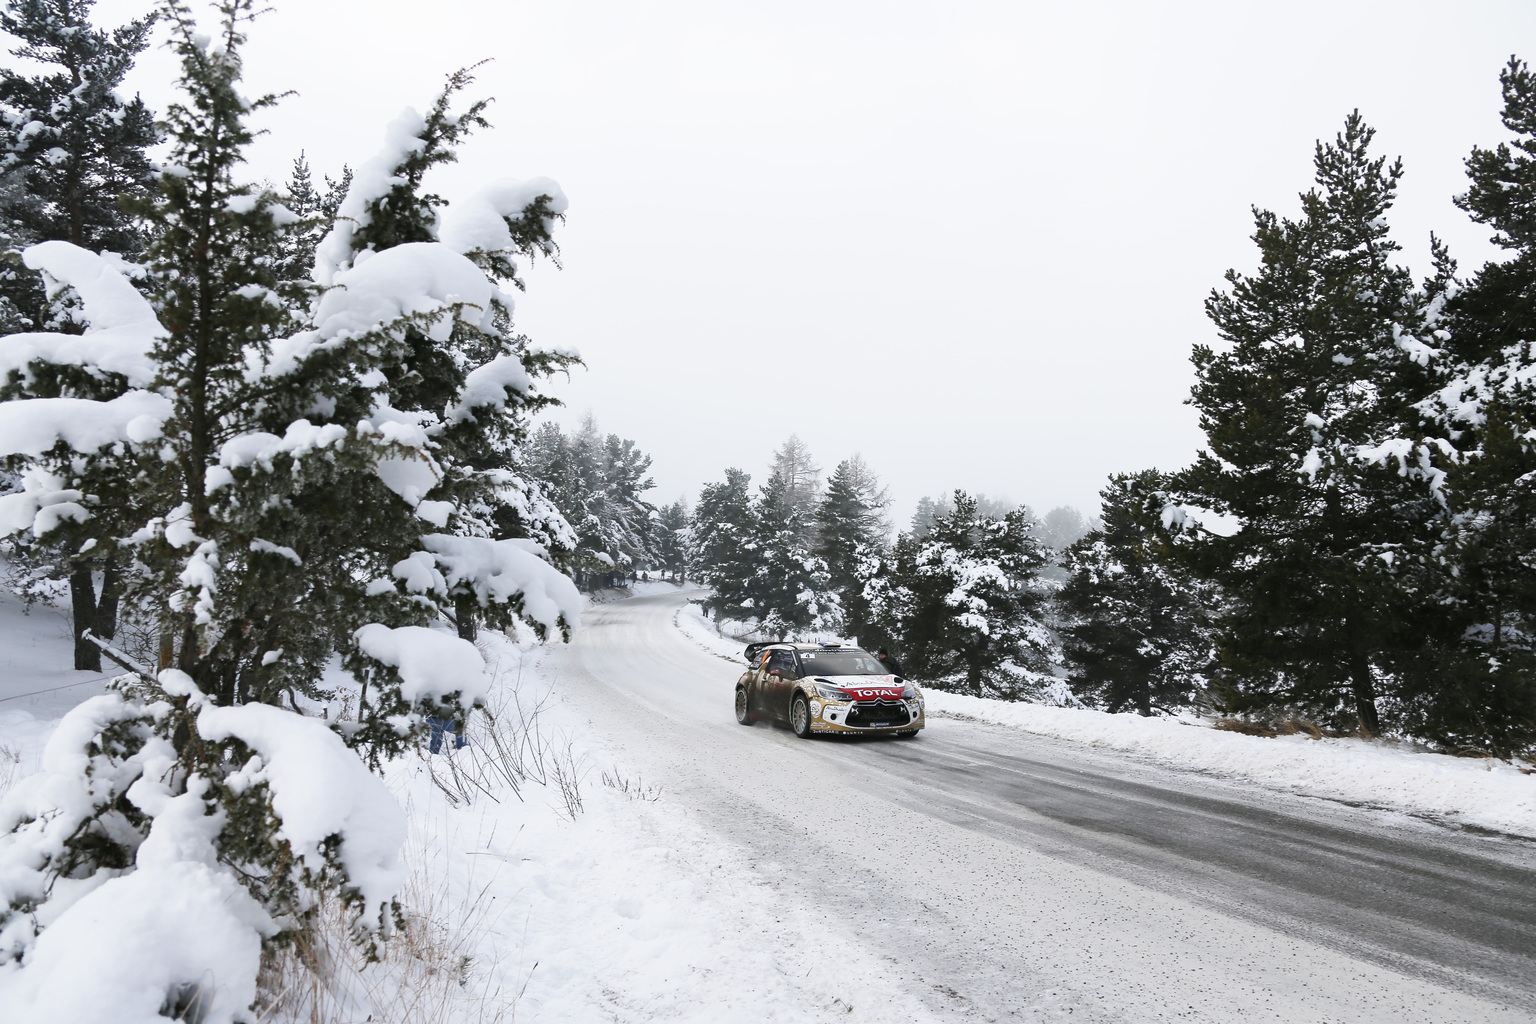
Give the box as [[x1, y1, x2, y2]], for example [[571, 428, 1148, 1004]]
[[797, 650, 889, 675], [767, 650, 796, 675]]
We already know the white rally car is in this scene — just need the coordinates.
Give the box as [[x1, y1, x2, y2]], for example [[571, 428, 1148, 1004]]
[[733, 642, 925, 738]]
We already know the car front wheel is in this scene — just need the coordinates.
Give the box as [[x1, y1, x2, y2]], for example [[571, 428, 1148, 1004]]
[[735, 687, 756, 725], [791, 695, 813, 738]]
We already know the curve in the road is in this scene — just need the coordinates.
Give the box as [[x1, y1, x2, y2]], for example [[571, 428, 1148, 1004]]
[[559, 590, 1536, 1023]]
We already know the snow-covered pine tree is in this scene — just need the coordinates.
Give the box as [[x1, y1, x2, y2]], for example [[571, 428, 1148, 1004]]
[[1410, 57, 1536, 754], [294, 62, 579, 645], [813, 455, 890, 642], [0, 0, 158, 670], [748, 464, 838, 637], [0, 1, 582, 1009], [597, 430, 661, 569], [1058, 471, 1216, 716], [522, 416, 659, 582], [0, 0, 156, 259], [910, 492, 1017, 538], [655, 497, 691, 582], [868, 491, 1052, 697], [692, 467, 758, 621], [272, 151, 350, 283], [768, 433, 820, 533], [1172, 113, 1448, 735]]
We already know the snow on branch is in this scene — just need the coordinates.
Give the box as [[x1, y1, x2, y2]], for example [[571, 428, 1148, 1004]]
[[444, 353, 530, 423], [353, 623, 491, 708], [312, 107, 428, 287], [0, 389, 169, 457], [420, 533, 583, 636], [1161, 503, 1243, 537], [312, 243, 497, 341], [0, 242, 164, 387], [195, 702, 408, 926], [0, 467, 86, 537], [258, 242, 502, 379], [438, 176, 568, 256]]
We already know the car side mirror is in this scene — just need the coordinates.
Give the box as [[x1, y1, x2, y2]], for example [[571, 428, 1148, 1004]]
[[768, 669, 783, 679], [894, 676, 904, 684]]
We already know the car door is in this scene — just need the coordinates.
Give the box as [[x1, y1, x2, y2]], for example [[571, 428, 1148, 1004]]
[[765, 649, 798, 720], [748, 649, 773, 715]]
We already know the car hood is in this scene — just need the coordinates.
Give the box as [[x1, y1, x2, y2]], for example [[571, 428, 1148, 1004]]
[[809, 675, 908, 700]]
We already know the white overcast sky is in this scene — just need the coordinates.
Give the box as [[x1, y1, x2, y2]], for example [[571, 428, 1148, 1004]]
[[89, 0, 1536, 524]]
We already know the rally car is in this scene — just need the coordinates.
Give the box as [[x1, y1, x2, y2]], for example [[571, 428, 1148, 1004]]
[[733, 642, 925, 738]]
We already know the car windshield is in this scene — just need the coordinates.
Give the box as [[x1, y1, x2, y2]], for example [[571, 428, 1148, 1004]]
[[798, 650, 889, 676]]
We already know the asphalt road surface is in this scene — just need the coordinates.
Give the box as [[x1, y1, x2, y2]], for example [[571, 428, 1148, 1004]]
[[556, 589, 1536, 1023]]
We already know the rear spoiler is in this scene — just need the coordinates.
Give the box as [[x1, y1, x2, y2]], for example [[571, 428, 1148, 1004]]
[[742, 641, 787, 663]]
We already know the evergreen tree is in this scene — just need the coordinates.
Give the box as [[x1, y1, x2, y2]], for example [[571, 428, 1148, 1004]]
[[522, 416, 659, 579], [909, 494, 950, 538], [0, 0, 156, 257], [1059, 471, 1216, 716], [814, 455, 890, 642], [0, 0, 582, 985], [1172, 113, 1447, 735], [273, 151, 350, 282], [655, 497, 691, 582], [869, 491, 1051, 696], [1033, 506, 1100, 551], [748, 465, 838, 637], [768, 433, 820, 531], [910, 492, 1017, 537], [692, 467, 758, 621], [0, 0, 158, 670], [1410, 57, 1536, 753]]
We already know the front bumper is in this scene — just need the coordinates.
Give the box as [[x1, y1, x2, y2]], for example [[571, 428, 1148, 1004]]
[[809, 697, 924, 733]]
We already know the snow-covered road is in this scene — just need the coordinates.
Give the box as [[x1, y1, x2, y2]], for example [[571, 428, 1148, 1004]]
[[557, 589, 1536, 1023]]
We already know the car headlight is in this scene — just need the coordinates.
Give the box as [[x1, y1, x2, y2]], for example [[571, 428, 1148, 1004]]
[[814, 683, 852, 702], [900, 685, 920, 699]]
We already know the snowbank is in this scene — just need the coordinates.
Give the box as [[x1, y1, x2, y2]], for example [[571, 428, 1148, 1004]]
[[672, 597, 750, 664], [924, 690, 1536, 837]]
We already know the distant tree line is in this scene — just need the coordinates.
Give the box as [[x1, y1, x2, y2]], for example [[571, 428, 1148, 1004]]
[[524, 415, 667, 588], [678, 435, 1094, 701]]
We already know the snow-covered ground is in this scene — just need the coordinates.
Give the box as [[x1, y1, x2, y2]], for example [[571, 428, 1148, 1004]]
[[3, 582, 1533, 1022], [0, 582, 937, 1023], [675, 598, 1536, 839], [371, 630, 938, 1023], [0, 584, 117, 787]]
